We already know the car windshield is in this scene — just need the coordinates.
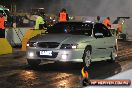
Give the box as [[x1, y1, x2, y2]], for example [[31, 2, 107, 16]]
[[47, 22, 93, 36]]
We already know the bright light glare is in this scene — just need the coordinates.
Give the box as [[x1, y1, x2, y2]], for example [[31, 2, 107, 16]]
[[29, 52, 34, 57], [62, 54, 67, 60], [50, 17, 52, 19], [53, 19, 56, 22], [27, 44, 29, 46], [85, 20, 91, 23], [72, 45, 77, 49]]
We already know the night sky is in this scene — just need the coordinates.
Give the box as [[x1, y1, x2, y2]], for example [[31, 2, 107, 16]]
[[1, 0, 132, 16]]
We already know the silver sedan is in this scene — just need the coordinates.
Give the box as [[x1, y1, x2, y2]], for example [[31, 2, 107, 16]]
[[26, 22, 118, 67]]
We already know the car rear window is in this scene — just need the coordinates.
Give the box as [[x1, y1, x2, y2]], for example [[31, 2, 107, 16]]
[[47, 22, 93, 36]]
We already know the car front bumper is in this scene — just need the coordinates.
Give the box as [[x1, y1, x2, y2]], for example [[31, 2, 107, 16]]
[[26, 47, 84, 62]]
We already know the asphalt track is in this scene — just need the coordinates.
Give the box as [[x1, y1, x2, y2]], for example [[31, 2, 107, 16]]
[[0, 39, 132, 88]]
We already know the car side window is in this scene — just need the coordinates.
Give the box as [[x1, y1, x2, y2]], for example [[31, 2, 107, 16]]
[[93, 23, 112, 37]]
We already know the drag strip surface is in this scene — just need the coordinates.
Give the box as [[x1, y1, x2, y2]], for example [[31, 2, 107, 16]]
[[0, 40, 132, 88]]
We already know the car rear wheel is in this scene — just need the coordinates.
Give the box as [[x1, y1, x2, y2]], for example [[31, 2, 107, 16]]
[[120, 34, 127, 41], [83, 49, 91, 67], [27, 59, 41, 67], [108, 47, 116, 63]]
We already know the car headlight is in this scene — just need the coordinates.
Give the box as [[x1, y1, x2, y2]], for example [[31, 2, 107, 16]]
[[27, 42, 37, 47], [28, 52, 34, 57], [60, 44, 78, 49]]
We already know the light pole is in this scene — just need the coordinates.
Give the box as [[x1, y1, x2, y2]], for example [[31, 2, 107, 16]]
[[11, 0, 16, 13]]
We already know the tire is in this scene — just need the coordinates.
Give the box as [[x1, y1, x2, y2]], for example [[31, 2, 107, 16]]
[[122, 34, 127, 41], [82, 48, 91, 67], [120, 34, 127, 41], [114, 45, 118, 57], [27, 59, 41, 67], [54, 61, 62, 66], [108, 47, 116, 63]]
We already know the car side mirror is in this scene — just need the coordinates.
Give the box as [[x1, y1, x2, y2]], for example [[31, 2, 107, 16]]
[[95, 33, 104, 38]]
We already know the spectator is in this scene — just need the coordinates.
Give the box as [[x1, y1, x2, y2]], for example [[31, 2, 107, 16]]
[[0, 13, 5, 38]]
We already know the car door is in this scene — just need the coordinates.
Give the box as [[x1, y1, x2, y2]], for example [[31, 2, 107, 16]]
[[91, 23, 114, 60], [91, 37, 107, 59]]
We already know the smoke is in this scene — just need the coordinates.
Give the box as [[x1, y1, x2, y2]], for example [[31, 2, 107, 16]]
[[17, 0, 132, 16], [46, 0, 132, 17]]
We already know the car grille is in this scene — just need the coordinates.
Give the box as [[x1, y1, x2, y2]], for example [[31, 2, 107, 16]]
[[37, 42, 60, 48], [36, 52, 58, 58]]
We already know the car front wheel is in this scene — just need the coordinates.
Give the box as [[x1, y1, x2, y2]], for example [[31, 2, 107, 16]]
[[83, 49, 91, 67], [27, 59, 41, 67]]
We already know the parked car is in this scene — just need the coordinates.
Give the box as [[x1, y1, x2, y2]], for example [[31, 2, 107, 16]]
[[26, 22, 118, 67]]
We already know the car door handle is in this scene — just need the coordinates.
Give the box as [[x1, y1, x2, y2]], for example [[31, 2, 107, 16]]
[[97, 48, 106, 49]]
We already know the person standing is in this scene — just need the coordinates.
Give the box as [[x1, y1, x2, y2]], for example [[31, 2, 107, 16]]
[[35, 13, 45, 30], [0, 13, 5, 38], [96, 16, 101, 23], [59, 8, 69, 22], [103, 17, 111, 28]]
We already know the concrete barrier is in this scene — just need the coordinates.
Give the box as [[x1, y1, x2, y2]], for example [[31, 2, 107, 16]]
[[21, 29, 45, 51], [5, 27, 32, 46], [0, 38, 12, 55]]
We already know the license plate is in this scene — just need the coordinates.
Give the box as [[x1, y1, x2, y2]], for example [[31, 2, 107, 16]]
[[40, 51, 52, 56]]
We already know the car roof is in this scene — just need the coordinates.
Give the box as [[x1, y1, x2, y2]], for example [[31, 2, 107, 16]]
[[55, 22, 93, 26]]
